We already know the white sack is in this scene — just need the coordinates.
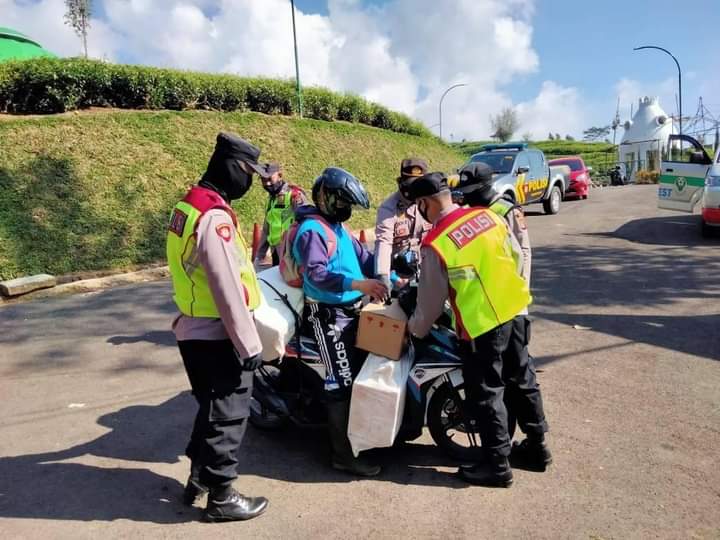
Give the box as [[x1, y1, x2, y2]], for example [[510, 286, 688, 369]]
[[254, 266, 305, 362], [347, 351, 412, 457]]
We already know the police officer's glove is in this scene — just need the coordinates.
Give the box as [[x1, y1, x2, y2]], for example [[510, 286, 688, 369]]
[[241, 353, 263, 372], [397, 285, 417, 318]]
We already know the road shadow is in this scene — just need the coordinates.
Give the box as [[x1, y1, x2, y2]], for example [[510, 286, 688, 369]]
[[108, 330, 177, 347], [0, 390, 467, 524], [587, 214, 720, 247], [531, 226, 720, 361], [243, 425, 469, 490], [532, 243, 720, 311], [0, 392, 198, 523], [533, 311, 720, 362]]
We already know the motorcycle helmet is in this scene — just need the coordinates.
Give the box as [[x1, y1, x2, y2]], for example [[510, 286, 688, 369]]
[[391, 248, 419, 279], [312, 167, 370, 222]]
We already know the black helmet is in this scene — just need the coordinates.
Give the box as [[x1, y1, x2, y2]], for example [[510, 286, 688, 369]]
[[312, 167, 370, 222], [454, 162, 498, 207], [391, 248, 419, 279]]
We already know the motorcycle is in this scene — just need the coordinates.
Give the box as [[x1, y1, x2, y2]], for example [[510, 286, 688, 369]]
[[609, 164, 627, 186], [249, 252, 515, 460]]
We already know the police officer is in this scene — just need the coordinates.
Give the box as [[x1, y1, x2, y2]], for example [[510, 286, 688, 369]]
[[254, 162, 308, 267], [405, 172, 550, 488], [452, 162, 551, 475], [167, 132, 269, 521], [374, 158, 432, 288], [292, 167, 388, 476]]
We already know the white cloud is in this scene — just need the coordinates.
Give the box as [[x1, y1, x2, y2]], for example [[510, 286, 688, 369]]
[[3, 0, 588, 140], [1, 0, 122, 60], [515, 81, 586, 140]]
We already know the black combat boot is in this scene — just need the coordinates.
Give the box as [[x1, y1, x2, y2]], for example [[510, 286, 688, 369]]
[[204, 486, 269, 522], [510, 436, 553, 471], [327, 400, 381, 477], [458, 454, 513, 488], [182, 463, 208, 506]]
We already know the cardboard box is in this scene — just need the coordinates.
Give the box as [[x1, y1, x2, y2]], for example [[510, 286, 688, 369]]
[[356, 299, 408, 360]]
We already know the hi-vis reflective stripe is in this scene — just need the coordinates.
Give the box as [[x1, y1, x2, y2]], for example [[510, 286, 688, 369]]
[[447, 266, 478, 281], [515, 174, 527, 203]]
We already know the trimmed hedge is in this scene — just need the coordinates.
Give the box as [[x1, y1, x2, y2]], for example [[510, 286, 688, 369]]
[[0, 58, 431, 137]]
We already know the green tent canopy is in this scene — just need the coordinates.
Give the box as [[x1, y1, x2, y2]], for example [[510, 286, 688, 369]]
[[0, 27, 56, 62]]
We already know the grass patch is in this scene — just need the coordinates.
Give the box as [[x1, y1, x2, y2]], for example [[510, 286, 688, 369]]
[[0, 110, 464, 279]]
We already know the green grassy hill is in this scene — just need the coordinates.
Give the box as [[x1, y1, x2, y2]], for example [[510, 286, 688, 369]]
[[0, 110, 464, 280], [452, 140, 618, 173]]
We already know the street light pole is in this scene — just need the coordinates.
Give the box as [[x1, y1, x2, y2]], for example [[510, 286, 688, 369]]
[[634, 45, 682, 136], [439, 83, 468, 140], [290, 0, 303, 117]]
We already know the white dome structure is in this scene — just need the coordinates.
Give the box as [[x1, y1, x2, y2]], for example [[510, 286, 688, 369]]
[[618, 97, 675, 179]]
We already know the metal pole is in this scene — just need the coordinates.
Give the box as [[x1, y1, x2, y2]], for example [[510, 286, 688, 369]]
[[633, 45, 682, 136], [439, 83, 468, 140], [290, 0, 303, 117]]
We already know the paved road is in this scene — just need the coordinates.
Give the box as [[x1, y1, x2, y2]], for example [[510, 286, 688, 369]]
[[1, 185, 719, 539]]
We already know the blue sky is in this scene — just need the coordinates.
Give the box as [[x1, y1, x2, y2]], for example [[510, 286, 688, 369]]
[[5, 0, 719, 139]]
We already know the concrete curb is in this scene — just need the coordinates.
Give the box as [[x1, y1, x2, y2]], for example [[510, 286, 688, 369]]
[[0, 266, 170, 306]]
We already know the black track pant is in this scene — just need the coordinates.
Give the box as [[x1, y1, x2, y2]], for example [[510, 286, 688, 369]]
[[178, 339, 252, 488], [302, 302, 367, 402]]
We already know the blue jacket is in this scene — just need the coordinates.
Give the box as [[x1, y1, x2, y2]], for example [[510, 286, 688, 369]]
[[292, 206, 374, 305]]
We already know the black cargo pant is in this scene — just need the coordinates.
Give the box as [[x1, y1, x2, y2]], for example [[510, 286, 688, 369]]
[[461, 318, 548, 458], [178, 339, 253, 488], [302, 301, 367, 402], [502, 316, 548, 439]]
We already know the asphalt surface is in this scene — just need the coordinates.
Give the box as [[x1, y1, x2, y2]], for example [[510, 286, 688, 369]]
[[1, 185, 719, 539]]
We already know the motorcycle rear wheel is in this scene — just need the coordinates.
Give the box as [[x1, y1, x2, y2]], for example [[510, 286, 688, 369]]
[[427, 383, 517, 462]]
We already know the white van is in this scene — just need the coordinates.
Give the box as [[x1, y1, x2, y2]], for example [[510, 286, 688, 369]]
[[657, 134, 720, 237]]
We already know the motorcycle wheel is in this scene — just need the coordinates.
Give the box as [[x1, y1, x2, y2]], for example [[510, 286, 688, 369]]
[[249, 397, 288, 431], [427, 382, 517, 461]]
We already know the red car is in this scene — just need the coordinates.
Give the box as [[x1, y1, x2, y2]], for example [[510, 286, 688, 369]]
[[549, 157, 591, 199]]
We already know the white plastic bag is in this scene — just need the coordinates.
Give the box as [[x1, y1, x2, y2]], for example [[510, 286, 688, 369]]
[[347, 350, 413, 456], [254, 266, 305, 362]]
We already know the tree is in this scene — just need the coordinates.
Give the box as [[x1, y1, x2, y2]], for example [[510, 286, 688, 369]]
[[64, 0, 92, 58], [583, 125, 611, 142], [565, 134, 575, 141], [490, 107, 519, 142], [554, 133, 561, 140], [548, 132, 555, 140], [522, 132, 532, 143]]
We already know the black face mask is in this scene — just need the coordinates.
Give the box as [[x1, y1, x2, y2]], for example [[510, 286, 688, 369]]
[[263, 181, 284, 196], [202, 156, 253, 201], [333, 205, 353, 223], [417, 200, 430, 222]]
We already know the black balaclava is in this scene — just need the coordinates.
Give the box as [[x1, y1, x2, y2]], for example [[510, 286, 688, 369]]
[[201, 154, 252, 201], [199, 132, 263, 202]]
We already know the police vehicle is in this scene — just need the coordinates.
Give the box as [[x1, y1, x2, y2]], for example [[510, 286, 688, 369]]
[[466, 143, 569, 214]]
